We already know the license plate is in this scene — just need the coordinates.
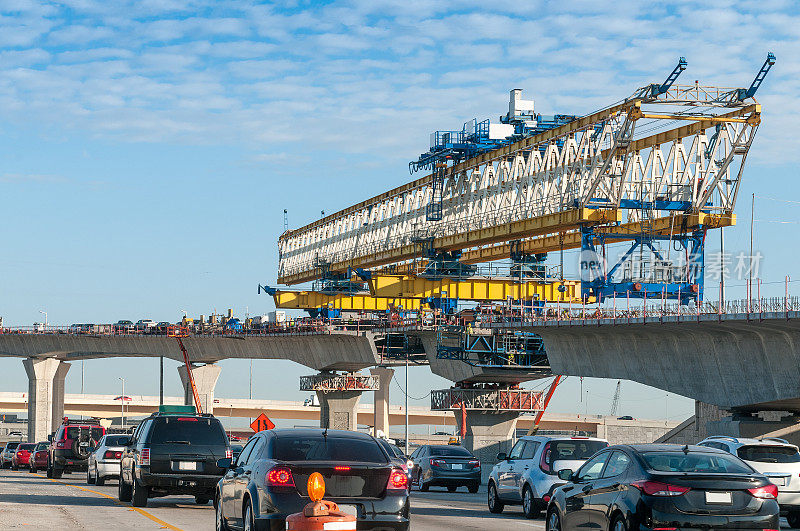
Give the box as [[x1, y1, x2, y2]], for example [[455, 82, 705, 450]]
[[178, 461, 197, 471], [452, 464, 463, 470], [705, 491, 732, 504], [770, 476, 787, 486], [338, 504, 358, 517]]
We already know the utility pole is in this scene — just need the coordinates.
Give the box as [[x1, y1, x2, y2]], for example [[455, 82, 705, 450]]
[[749, 193, 755, 303], [159, 357, 164, 406], [405, 351, 409, 456], [720, 227, 725, 302], [119, 378, 125, 429]]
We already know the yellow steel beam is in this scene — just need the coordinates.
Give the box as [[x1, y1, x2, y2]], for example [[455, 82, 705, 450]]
[[273, 290, 425, 311], [458, 212, 736, 264], [367, 275, 586, 303]]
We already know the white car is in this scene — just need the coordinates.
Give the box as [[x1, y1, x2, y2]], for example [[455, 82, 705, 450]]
[[135, 319, 156, 331], [698, 435, 800, 527], [488, 435, 609, 518], [86, 434, 130, 485], [0, 442, 20, 468]]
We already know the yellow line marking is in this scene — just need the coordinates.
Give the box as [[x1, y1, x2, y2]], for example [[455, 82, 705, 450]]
[[34, 473, 184, 531]]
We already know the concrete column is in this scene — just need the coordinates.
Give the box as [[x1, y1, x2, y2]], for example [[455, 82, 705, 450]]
[[455, 411, 519, 482], [23, 358, 71, 442], [370, 367, 394, 437], [178, 363, 221, 415], [317, 391, 362, 431]]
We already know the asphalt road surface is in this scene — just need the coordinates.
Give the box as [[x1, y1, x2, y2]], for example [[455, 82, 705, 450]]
[[0, 468, 790, 530]]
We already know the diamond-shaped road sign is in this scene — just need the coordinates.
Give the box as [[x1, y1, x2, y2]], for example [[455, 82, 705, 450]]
[[250, 413, 275, 433]]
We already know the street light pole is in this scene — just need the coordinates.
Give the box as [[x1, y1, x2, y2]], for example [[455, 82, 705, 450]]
[[119, 378, 125, 428], [404, 351, 409, 456], [38, 310, 48, 329]]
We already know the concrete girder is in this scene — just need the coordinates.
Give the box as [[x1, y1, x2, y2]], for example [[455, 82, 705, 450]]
[[0, 333, 380, 372], [533, 317, 800, 412], [370, 367, 394, 437]]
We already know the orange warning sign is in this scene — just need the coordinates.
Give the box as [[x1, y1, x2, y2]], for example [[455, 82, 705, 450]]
[[250, 413, 275, 433]]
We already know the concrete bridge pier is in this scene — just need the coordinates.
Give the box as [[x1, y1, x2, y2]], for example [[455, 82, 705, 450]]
[[370, 367, 394, 437], [317, 391, 362, 431], [178, 363, 220, 415], [23, 358, 71, 442], [455, 411, 519, 481]]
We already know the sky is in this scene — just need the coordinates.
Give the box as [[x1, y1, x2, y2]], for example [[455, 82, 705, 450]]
[[1, 0, 799, 424]]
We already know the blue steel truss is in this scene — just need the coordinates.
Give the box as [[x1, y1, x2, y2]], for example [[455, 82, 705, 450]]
[[436, 327, 549, 369]]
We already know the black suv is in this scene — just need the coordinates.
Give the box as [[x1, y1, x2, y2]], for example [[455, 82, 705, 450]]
[[48, 419, 106, 478], [119, 411, 231, 507]]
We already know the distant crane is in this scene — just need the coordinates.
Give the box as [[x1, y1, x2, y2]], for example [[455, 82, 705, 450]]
[[610, 380, 622, 416]]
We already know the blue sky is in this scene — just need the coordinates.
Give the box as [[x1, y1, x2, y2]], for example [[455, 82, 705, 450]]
[[1, 0, 799, 423]]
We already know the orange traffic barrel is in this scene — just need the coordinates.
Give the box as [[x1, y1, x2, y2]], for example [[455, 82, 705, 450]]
[[285, 472, 357, 531]]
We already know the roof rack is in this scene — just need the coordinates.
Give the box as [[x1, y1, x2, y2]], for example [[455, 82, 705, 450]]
[[705, 435, 739, 442], [760, 437, 791, 444], [61, 417, 102, 426]]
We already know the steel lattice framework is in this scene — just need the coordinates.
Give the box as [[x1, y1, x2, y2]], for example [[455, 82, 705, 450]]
[[278, 84, 762, 286]]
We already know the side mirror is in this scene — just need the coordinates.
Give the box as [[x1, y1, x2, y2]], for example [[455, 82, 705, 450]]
[[47, 434, 53, 442], [216, 458, 232, 469], [496, 452, 508, 461], [557, 468, 574, 481]]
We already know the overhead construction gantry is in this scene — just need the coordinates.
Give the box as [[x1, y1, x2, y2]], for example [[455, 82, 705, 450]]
[[271, 53, 774, 312]]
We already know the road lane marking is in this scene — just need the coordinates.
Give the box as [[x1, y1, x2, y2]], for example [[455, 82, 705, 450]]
[[34, 473, 184, 530]]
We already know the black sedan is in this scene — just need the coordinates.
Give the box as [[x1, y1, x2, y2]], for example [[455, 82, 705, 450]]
[[215, 428, 410, 531], [546, 444, 780, 531], [409, 444, 480, 493]]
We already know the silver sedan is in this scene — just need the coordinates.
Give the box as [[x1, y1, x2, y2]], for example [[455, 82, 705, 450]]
[[87, 434, 130, 485]]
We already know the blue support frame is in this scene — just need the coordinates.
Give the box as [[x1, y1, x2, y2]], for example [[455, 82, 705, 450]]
[[579, 224, 705, 304]]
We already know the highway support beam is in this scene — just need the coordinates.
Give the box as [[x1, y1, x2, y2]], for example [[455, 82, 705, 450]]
[[178, 363, 220, 415], [23, 358, 70, 442], [370, 367, 394, 437], [455, 411, 519, 481], [317, 391, 362, 431]]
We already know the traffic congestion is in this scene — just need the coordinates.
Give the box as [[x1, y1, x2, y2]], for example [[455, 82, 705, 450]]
[[2, 408, 800, 530]]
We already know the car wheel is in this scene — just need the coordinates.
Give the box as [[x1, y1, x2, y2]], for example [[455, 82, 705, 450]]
[[447, 486, 457, 493], [29, 463, 36, 473], [611, 514, 628, 531], [547, 509, 562, 531], [488, 481, 504, 514], [243, 499, 255, 531], [131, 476, 149, 507], [215, 493, 229, 531], [87, 466, 95, 484], [118, 475, 132, 502], [522, 485, 539, 519], [468, 482, 479, 494], [195, 495, 210, 505], [52, 465, 63, 479], [95, 466, 105, 486], [12, 462, 18, 471], [788, 511, 800, 529], [46, 462, 53, 478]]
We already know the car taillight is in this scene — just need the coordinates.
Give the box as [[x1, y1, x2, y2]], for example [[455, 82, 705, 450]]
[[334, 466, 350, 471], [469, 460, 480, 469], [266, 466, 295, 487], [104, 450, 122, 459], [631, 480, 690, 496], [140, 448, 150, 466], [225, 449, 232, 459], [748, 484, 778, 499], [430, 458, 445, 468], [387, 469, 409, 490], [539, 442, 551, 474]]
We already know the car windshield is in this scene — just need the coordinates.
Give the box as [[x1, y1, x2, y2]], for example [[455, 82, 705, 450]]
[[378, 440, 404, 458], [18, 444, 35, 451], [104, 435, 130, 446], [643, 452, 753, 473], [274, 436, 388, 463], [547, 440, 608, 463], [35, 443, 48, 451], [738, 445, 800, 463], [5, 442, 19, 450], [149, 417, 227, 446], [429, 446, 473, 457]]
